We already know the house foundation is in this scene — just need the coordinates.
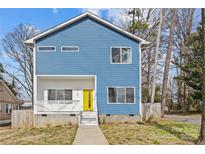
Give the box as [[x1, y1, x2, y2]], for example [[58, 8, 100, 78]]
[[34, 114, 79, 127], [98, 114, 141, 124]]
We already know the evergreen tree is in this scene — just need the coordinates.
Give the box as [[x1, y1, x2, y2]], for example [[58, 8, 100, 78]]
[[174, 25, 203, 103]]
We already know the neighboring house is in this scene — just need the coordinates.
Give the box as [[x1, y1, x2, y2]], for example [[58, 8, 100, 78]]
[[21, 100, 32, 109], [26, 12, 149, 126], [0, 79, 22, 121]]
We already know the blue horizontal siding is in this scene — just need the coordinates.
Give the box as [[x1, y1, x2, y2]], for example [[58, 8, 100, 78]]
[[35, 17, 140, 115]]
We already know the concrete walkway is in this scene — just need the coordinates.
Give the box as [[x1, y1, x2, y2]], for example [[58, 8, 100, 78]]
[[73, 125, 109, 145]]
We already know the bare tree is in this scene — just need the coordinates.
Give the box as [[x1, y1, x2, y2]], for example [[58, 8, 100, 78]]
[[161, 9, 177, 117], [0, 63, 3, 79], [199, 8, 205, 144], [124, 8, 166, 102], [175, 9, 195, 112], [150, 9, 164, 104], [1, 24, 39, 106]]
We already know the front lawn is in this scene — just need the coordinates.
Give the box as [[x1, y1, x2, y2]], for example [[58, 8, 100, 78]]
[[0, 124, 78, 145], [100, 119, 200, 145]]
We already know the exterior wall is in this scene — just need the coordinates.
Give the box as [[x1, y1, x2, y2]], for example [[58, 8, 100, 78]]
[[0, 80, 21, 104], [0, 80, 21, 120], [99, 114, 141, 124], [35, 17, 140, 115], [0, 104, 6, 114], [34, 114, 79, 127], [0, 103, 10, 120], [0, 103, 19, 120]]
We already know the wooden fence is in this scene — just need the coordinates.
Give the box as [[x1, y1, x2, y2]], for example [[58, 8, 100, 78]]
[[141, 103, 161, 119], [11, 110, 34, 128]]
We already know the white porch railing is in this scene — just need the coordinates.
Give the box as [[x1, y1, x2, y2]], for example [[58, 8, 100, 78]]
[[35, 100, 82, 112]]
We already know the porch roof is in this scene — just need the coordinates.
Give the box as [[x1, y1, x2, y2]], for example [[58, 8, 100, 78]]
[[0, 80, 23, 104]]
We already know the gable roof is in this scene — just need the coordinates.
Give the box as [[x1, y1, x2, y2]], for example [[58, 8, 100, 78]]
[[25, 12, 150, 45], [0, 80, 23, 104]]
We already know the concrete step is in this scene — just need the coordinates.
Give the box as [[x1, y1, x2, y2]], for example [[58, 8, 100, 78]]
[[82, 115, 97, 119], [81, 117, 97, 121], [82, 111, 97, 116], [80, 111, 98, 125]]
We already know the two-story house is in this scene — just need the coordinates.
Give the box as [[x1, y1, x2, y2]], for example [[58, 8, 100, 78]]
[[26, 12, 149, 126]]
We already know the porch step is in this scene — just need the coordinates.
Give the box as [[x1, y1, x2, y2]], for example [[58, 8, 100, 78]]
[[80, 111, 98, 125], [82, 111, 97, 116]]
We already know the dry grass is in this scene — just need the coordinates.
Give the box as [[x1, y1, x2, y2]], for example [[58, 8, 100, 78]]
[[100, 119, 200, 145], [0, 124, 78, 145]]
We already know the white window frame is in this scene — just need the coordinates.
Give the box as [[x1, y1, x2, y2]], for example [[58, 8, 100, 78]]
[[61, 46, 79, 52], [107, 86, 135, 104], [37, 46, 56, 52], [110, 46, 132, 64], [47, 89, 73, 101]]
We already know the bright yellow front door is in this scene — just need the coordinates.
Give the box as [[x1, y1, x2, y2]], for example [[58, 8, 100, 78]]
[[83, 89, 93, 111]]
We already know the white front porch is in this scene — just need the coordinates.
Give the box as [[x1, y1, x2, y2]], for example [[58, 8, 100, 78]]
[[35, 75, 97, 114]]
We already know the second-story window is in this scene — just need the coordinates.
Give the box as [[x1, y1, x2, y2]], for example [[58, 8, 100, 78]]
[[61, 46, 79, 52], [111, 47, 132, 64], [38, 46, 56, 52]]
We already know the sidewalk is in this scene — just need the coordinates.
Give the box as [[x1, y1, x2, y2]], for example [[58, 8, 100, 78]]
[[73, 125, 109, 145]]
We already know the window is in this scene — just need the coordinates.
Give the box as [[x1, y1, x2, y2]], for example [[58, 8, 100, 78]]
[[126, 88, 134, 103], [65, 89, 72, 100], [48, 89, 72, 101], [61, 46, 79, 52], [6, 104, 12, 114], [108, 88, 117, 103], [38, 46, 56, 52], [57, 90, 64, 100], [111, 48, 121, 63], [48, 89, 56, 100], [117, 88, 126, 103], [111, 47, 132, 64], [108, 87, 135, 104]]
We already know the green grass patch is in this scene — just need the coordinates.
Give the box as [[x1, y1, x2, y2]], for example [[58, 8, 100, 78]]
[[0, 124, 78, 145], [100, 119, 199, 145]]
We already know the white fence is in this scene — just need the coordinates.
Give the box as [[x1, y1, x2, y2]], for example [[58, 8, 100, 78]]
[[35, 100, 82, 112], [141, 103, 161, 119]]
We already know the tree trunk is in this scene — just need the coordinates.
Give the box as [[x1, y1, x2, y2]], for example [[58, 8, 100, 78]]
[[161, 9, 177, 117], [147, 50, 151, 102], [183, 8, 195, 113], [150, 9, 163, 104], [177, 45, 183, 109], [199, 8, 205, 144], [176, 64, 182, 109]]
